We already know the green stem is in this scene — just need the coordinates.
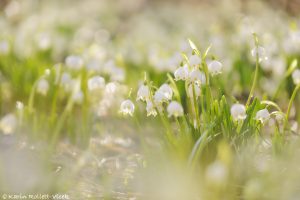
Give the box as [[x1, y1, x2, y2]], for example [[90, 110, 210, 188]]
[[246, 34, 260, 107], [247, 59, 259, 106], [286, 84, 300, 120]]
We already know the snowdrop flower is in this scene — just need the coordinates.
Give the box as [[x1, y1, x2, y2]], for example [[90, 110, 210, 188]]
[[0, 40, 10, 55], [189, 55, 201, 66], [65, 55, 84, 70], [167, 101, 184, 117], [251, 46, 267, 62], [146, 101, 157, 117], [154, 91, 165, 104], [16, 101, 24, 110], [208, 60, 223, 75], [231, 103, 247, 121], [72, 90, 84, 104], [0, 113, 17, 135], [174, 65, 189, 81], [292, 69, 300, 85], [189, 69, 206, 85], [157, 84, 173, 100], [120, 100, 135, 116], [88, 76, 105, 91], [36, 79, 49, 96], [137, 85, 150, 101], [105, 82, 118, 94], [187, 83, 201, 98], [255, 109, 270, 123]]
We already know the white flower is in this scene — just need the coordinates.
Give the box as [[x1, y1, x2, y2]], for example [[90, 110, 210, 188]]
[[255, 109, 270, 123], [189, 69, 206, 85], [0, 40, 10, 55], [189, 55, 201, 66], [167, 101, 184, 117], [154, 91, 165, 104], [146, 101, 157, 117], [137, 85, 150, 101], [208, 60, 223, 75], [231, 103, 247, 121], [292, 69, 300, 85], [88, 76, 105, 91], [205, 161, 228, 185], [105, 82, 118, 94], [72, 90, 84, 104], [120, 100, 135, 116], [187, 83, 201, 98], [174, 65, 189, 81], [36, 79, 49, 96], [110, 67, 125, 82], [65, 55, 84, 70], [0, 113, 17, 135], [157, 84, 173, 100], [251, 46, 267, 62], [16, 101, 24, 110]]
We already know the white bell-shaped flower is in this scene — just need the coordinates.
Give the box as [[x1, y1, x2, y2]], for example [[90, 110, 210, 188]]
[[189, 69, 206, 85], [65, 55, 84, 70], [187, 83, 201, 98], [36, 78, 49, 96], [157, 84, 173, 101], [174, 65, 189, 81], [137, 85, 150, 101], [146, 100, 157, 117], [0, 113, 17, 135], [189, 55, 201, 66], [292, 69, 300, 85], [251, 46, 267, 62], [167, 101, 184, 117], [231, 103, 247, 121], [88, 76, 105, 91], [255, 108, 270, 123], [208, 60, 223, 75], [120, 100, 135, 116]]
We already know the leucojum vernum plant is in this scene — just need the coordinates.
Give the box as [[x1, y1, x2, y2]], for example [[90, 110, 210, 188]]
[[120, 34, 299, 165]]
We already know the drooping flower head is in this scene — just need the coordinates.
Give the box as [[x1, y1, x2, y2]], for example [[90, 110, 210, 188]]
[[137, 85, 150, 101], [292, 69, 300, 85], [88, 76, 105, 91], [208, 60, 223, 75], [255, 108, 270, 123], [157, 84, 173, 101], [174, 65, 189, 81], [120, 100, 135, 116], [189, 69, 206, 85], [146, 100, 157, 117], [231, 103, 247, 121], [251, 46, 267, 62], [189, 55, 201, 66], [167, 101, 184, 117], [65, 55, 84, 70], [36, 78, 49, 96]]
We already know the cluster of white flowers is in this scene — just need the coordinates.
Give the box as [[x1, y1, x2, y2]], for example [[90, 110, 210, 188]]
[[120, 81, 184, 118]]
